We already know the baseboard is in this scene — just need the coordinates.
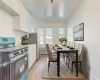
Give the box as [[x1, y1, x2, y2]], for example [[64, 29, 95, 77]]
[[89, 73, 99, 80]]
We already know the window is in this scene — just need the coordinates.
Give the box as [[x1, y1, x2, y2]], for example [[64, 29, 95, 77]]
[[37, 28, 44, 44], [58, 28, 65, 38], [45, 28, 52, 44], [37, 27, 66, 45]]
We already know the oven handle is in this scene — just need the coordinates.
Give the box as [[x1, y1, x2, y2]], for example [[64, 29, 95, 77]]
[[3, 62, 10, 67], [10, 54, 28, 63], [0, 61, 10, 67]]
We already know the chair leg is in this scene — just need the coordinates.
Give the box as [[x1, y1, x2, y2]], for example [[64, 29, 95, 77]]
[[71, 62, 73, 74], [63, 53, 65, 61], [68, 61, 70, 68], [66, 55, 69, 66], [66, 59, 67, 66], [80, 62, 82, 73], [48, 61, 50, 72], [63, 53, 65, 57]]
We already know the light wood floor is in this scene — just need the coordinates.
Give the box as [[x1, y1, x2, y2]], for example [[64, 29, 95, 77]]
[[27, 55, 46, 80], [27, 55, 87, 80]]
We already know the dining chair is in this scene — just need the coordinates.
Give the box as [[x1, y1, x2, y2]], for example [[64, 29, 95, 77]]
[[49, 44, 57, 56], [65, 41, 71, 66], [74, 43, 79, 49], [69, 42, 75, 48], [46, 44, 57, 72], [67, 43, 79, 65], [67, 41, 70, 47], [66, 42, 75, 67], [69, 44, 83, 73]]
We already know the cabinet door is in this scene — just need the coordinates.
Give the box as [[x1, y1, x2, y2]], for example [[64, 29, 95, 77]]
[[1, 0, 10, 6], [28, 44, 36, 69], [29, 27, 36, 33], [20, 3, 28, 32], [11, 0, 20, 14], [29, 15, 36, 33], [27, 12, 32, 32]]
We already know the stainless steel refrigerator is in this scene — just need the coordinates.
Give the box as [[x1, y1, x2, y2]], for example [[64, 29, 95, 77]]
[[29, 33, 40, 60]]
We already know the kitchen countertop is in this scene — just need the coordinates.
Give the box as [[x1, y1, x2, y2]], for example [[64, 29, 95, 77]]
[[0, 45, 28, 53]]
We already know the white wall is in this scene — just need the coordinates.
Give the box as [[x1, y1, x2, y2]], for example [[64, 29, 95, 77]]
[[0, 8, 27, 45], [66, 0, 100, 80]]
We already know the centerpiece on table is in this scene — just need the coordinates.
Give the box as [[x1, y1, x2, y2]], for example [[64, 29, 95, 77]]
[[59, 37, 67, 46]]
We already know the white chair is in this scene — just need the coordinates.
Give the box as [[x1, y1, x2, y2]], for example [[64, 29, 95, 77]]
[[69, 44, 83, 73]]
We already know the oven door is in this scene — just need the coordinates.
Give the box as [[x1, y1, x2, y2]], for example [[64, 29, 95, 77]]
[[10, 54, 28, 80], [0, 53, 10, 80]]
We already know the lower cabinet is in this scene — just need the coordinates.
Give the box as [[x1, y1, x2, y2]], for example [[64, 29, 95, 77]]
[[28, 44, 36, 69]]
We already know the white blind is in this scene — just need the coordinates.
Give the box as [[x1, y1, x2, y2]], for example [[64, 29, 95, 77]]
[[37, 28, 66, 44], [58, 28, 65, 38]]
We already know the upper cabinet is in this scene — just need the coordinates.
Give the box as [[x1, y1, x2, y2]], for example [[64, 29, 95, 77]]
[[20, 3, 29, 32], [0, 0, 36, 33], [13, 3, 36, 33], [0, 0, 19, 15], [28, 15, 36, 33], [1, 0, 10, 6], [13, 3, 29, 32], [11, 0, 20, 14]]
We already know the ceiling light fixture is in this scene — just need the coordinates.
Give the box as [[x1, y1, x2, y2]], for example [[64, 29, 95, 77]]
[[51, 0, 53, 3]]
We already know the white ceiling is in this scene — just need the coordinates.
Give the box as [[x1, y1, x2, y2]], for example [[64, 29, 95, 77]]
[[21, 0, 81, 22]]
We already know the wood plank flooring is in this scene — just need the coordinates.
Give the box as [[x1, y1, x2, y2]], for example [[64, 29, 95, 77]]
[[27, 55, 87, 80], [26, 55, 46, 80]]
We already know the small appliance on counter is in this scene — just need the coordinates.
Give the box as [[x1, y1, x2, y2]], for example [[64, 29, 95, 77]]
[[0, 37, 28, 80], [21, 35, 29, 45]]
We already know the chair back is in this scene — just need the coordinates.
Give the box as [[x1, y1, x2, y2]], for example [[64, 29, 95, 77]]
[[69, 42, 74, 48], [67, 42, 70, 46], [46, 44, 53, 61], [78, 44, 83, 61], [74, 43, 79, 49], [49, 44, 53, 51]]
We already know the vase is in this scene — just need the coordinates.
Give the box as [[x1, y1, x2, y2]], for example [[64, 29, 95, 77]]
[[63, 42, 67, 46]]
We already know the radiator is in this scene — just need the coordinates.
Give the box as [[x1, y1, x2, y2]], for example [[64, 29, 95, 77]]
[[39, 45, 47, 54]]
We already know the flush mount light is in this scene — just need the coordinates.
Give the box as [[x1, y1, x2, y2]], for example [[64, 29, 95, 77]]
[[51, 0, 53, 3]]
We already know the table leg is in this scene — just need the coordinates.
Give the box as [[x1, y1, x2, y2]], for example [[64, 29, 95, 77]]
[[57, 52, 60, 77], [76, 50, 78, 77]]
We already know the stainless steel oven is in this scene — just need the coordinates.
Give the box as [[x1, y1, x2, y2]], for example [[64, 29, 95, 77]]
[[10, 53, 28, 80], [0, 53, 10, 80], [0, 37, 29, 80]]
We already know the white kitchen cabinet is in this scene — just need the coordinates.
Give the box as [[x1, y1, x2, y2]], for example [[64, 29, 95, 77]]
[[28, 15, 36, 33], [27, 12, 34, 29], [13, 3, 36, 33], [1, 0, 10, 6], [13, 3, 30, 32], [29, 27, 36, 33], [0, 0, 19, 16], [28, 44, 36, 69], [20, 3, 29, 32], [11, 0, 20, 14]]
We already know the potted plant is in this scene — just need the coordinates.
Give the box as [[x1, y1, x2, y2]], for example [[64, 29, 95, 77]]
[[59, 37, 67, 46]]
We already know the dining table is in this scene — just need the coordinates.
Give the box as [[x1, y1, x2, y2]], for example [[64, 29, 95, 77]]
[[54, 46, 79, 77]]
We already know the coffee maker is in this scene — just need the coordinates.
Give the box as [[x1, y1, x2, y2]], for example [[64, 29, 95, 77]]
[[21, 35, 29, 45]]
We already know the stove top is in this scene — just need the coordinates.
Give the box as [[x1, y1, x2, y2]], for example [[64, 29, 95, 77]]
[[0, 46, 28, 53]]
